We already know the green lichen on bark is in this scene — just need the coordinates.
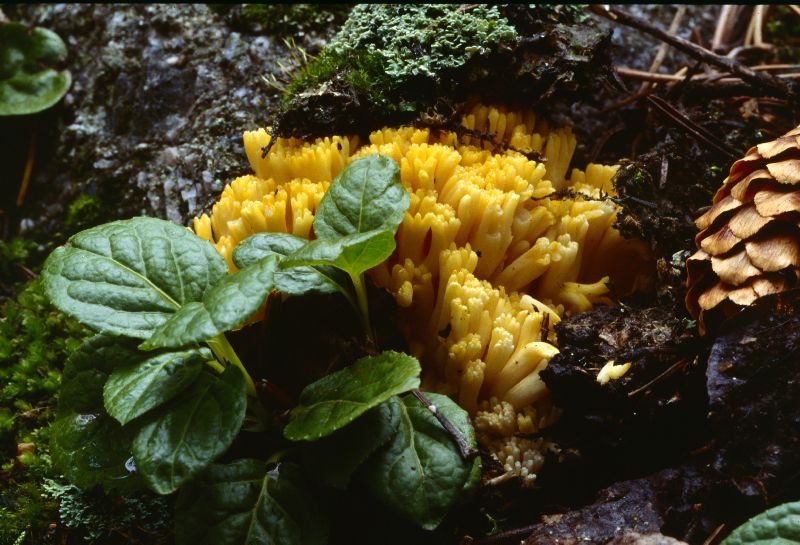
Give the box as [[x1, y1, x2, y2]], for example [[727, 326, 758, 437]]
[[327, 5, 517, 79], [283, 4, 517, 118], [276, 4, 611, 139]]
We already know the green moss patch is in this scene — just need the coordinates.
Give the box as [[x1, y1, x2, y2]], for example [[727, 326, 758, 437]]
[[275, 5, 610, 139]]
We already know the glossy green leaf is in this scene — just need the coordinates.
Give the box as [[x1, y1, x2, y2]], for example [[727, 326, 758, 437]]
[[233, 232, 307, 268], [50, 412, 141, 491], [42, 217, 228, 339], [314, 154, 408, 240], [361, 392, 481, 530], [0, 22, 72, 115], [141, 256, 278, 350], [103, 347, 209, 425], [302, 399, 401, 489], [59, 334, 143, 414], [175, 460, 328, 545], [723, 501, 800, 545], [51, 335, 144, 491], [133, 366, 247, 494], [233, 232, 349, 296], [280, 229, 396, 279], [284, 351, 420, 442]]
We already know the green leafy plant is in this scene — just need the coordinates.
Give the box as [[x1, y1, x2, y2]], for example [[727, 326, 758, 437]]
[[40, 154, 481, 544], [722, 501, 800, 545], [0, 22, 71, 116]]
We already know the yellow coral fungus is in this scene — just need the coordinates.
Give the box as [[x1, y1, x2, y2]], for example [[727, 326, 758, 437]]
[[193, 104, 653, 483]]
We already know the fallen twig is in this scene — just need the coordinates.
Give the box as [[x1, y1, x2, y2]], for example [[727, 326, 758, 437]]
[[260, 126, 278, 158], [470, 523, 539, 545], [646, 94, 740, 160], [590, 5, 793, 98], [411, 388, 478, 461], [16, 132, 36, 207], [639, 5, 686, 94], [606, 71, 741, 160]]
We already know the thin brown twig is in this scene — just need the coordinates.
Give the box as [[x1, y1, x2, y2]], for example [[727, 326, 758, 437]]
[[753, 5, 766, 47], [646, 95, 740, 160], [410, 388, 478, 461], [702, 524, 726, 545], [619, 63, 800, 82], [16, 132, 36, 207], [590, 5, 792, 98], [789, 5, 800, 17], [470, 523, 540, 545], [627, 358, 688, 397], [639, 5, 686, 93], [617, 67, 800, 85], [260, 126, 278, 158], [712, 5, 744, 52]]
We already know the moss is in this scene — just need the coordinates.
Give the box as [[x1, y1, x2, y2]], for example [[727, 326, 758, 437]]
[[294, 4, 516, 92], [0, 238, 36, 293], [241, 4, 351, 37], [0, 279, 87, 545], [285, 48, 397, 110], [275, 5, 610, 140], [64, 195, 104, 236], [0, 455, 61, 545], [283, 4, 517, 107]]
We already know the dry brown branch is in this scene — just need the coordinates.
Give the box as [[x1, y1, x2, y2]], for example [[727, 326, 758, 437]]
[[591, 5, 793, 98], [712, 5, 746, 52], [617, 67, 800, 84], [639, 5, 687, 93]]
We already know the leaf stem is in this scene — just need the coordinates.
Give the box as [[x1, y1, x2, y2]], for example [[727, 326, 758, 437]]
[[208, 334, 257, 398], [205, 358, 226, 374], [351, 273, 375, 344], [410, 389, 478, 461]]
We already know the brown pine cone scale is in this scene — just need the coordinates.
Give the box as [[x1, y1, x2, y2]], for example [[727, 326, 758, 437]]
[[686, 126, 800, 334]]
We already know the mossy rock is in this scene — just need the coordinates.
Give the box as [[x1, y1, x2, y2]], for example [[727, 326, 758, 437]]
[[276, 4, 611, 139]]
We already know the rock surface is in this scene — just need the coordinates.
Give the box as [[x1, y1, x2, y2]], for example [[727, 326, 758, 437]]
[[5, 4, 303, 238]]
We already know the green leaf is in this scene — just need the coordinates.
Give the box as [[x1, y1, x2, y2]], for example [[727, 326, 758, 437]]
[[233, 232, 307, 268], [50, 335, 144, 491], [361, 392, 481, 530], [103, 348, 209, 425], [0, 22, 72, 115], [313, 154, 409, 240], [175, 460, 328, 545], [132, 366, 247, 494], [302, 399, 401, 489], [722, 501, 800, 545], [141, 256, 278, 350], [50, 412, 142, 491], [281, 229, 396, 279], [284, 351, 420, 442], [42, 217, 228, 339], [59, 334, 143, 414], [233, 232, 349, 296]]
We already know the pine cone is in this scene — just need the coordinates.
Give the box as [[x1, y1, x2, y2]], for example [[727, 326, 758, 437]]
[[686, 125, 800, 334]]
